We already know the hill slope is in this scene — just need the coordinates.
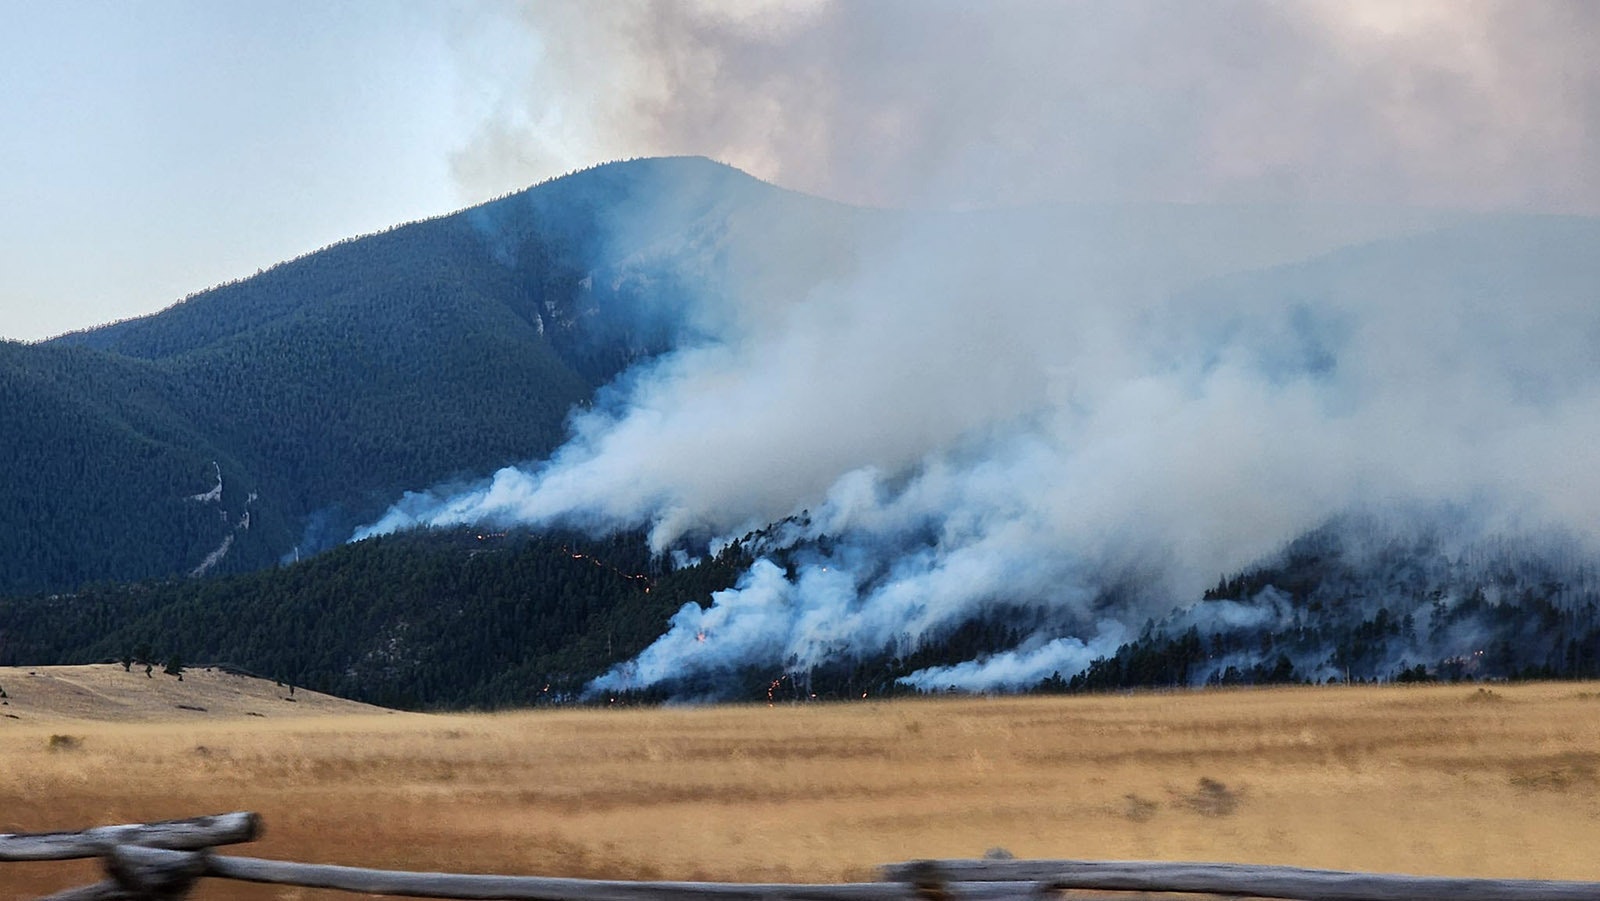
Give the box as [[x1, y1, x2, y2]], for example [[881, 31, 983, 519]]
[[0, 528, 756, 709], [2, 158, 829, 593], [6, 154, 1479, 594], [0, 663, 387, 724]]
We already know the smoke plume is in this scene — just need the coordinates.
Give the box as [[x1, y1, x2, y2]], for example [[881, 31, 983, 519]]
[[359, 0, 1600, 695], [449, 1, 1600, 214], [356, 157, 1600, 694]]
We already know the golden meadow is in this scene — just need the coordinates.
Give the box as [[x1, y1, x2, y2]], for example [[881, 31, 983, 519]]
[[5, 682, 1600, 900]]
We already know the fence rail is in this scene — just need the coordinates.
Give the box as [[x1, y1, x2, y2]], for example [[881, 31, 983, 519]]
[[0, 813, 259, 863], [7, 813, 1600, 901], [885, 860, 1600, 901]]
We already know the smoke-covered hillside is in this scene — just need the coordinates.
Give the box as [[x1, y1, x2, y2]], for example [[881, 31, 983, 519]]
[[8, 157, 1599, 701], [2, 156, 1455, 594], [2, 158, 859, 592], [1052, 508, 1600, 693], [5, 508, 1596, 708], [349, 164, 1600, 698]]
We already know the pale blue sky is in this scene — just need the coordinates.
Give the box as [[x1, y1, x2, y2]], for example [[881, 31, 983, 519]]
[[3, 1, 1596, 342], [1, 1, 470, 340]]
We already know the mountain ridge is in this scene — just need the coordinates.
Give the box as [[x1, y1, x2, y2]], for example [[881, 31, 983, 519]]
[[7, 152, 1464, 593], [6, 157, 1600, 704], [2, 157, 789, 592]]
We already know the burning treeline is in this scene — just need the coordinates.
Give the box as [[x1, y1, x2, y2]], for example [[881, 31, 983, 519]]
[[350, 162, 1600, 700]]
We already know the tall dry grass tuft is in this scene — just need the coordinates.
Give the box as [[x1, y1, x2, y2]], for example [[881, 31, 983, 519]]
[[5, 684, 1600, 900]]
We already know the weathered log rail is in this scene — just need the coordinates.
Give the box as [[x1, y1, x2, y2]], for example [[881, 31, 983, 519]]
[[7, 813, 1600, 901], [0, 813, 260, 863]]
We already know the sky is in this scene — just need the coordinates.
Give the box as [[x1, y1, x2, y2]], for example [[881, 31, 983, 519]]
[[2, 0, 1598, 342]]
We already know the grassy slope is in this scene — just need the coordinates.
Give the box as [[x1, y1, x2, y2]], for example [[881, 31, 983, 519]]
[[0, 664, 387, 723], [4, 684, 1600, 899]]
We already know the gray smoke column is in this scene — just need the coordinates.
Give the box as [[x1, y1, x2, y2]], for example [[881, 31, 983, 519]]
[[364, 0, 1600, 696], [896, 630, 1131, 693], [449, 1, 1600, 214], [355, 164, 1600, 693]]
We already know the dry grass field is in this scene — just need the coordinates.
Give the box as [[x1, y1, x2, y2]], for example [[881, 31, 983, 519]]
[[0, 664, 389, 723], [4, 681, 1600, 900]]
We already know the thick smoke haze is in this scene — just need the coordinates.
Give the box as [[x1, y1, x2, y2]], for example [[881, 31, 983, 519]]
[[357, 0, 1600, 694], [453, 1, 1600, 214], [357, 161, 1600, 693]]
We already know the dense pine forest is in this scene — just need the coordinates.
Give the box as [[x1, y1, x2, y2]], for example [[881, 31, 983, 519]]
[[1051, 517, 1600, 693], [0, 158, 828, 594], [0, 524, 1077, 707], [8, 158, 1600, 706], [5, 513, 1598, 709], [0, 529, 749, 708]]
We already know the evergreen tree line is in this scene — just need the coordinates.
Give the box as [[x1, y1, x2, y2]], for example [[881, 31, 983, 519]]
[[1029, 519, 1600, 693], [0, 528, 752, 709], [7, 509, 1600, 708]]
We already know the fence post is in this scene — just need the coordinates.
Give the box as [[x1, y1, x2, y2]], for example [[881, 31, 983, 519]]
[[902, 860, 949, 901], [104, 845, 207, 901]]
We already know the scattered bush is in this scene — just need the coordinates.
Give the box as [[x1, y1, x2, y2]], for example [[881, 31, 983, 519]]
[[1182, 777, 1241, 817], [1123, 793, 1159, 822]]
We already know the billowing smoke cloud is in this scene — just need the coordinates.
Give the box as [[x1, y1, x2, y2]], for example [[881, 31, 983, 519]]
[[367, 0, 1600, 695], [450, 1, 1600, 214], [895, 627, 1131, 694], [355, 156, 1600, 694]]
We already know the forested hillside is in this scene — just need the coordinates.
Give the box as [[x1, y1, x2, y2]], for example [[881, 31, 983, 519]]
[[6, 512, 1598, 708], [1, 158, 830, 593], [0, 511, 1039, 708], [1048, 514, 1600, 694], [0, 156, 1472, 596], [0, 528, 756, 708], [9, 156, 1599, 705], [0, 340, 284, 590]]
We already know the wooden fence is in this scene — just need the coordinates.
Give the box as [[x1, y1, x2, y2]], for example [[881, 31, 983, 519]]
[[5, 813, 1600, 901]]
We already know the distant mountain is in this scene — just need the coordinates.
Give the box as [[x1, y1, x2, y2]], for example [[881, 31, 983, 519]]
[[1, 158, 858, 593], [3, 155, 1461, 594], [12, 154, 1599, 709]]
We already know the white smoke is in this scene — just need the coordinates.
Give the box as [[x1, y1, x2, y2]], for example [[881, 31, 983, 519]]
[[358, 0, 1600, 695], [897, 626, 1129, 693], [354, 164, 1600, 695], [451, 2, 1600, 215]]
